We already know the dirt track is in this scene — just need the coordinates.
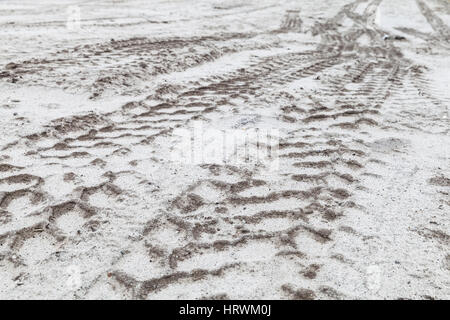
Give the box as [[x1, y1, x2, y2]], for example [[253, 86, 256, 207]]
[[0, 0, 449, 299]]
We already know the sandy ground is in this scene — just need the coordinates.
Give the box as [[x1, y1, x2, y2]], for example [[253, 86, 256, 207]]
[[0, 0, 449, 300]]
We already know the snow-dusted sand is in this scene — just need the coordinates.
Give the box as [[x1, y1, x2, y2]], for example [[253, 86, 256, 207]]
[[0, 0, 448, 299]]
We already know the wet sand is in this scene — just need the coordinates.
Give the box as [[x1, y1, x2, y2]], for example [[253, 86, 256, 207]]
[[0, 0, 449, 299]]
